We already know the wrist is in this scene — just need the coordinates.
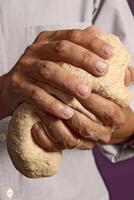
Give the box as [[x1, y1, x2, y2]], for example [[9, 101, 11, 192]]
[[0, 73, 11, 119]]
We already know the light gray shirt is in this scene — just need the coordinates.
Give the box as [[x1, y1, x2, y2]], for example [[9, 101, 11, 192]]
[[0, 0, 134, 199]]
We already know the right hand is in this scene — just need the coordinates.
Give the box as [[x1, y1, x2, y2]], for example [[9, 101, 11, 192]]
[[1, 26, 113, 119]]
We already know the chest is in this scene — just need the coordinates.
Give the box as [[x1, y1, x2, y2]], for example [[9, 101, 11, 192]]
[[0, 0, 94, 73], [1, 0, 94, 27]]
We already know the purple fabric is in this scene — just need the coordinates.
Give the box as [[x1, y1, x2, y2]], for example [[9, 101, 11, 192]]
[[93, 146, 134, 200], [128, 0, 134, 15], [93, 1, 134, 199]]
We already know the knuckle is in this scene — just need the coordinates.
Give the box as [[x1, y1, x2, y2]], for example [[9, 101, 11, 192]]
[[81, 52, 91, 66], [18, 56, 30, 69], [47, 98, 59, 112], [86, 26, 97, 32], [25, 44, 36, 55], [64, 75, 74, 90], [36, 31, 59, 42], [25, 44, 33, 53], [67, 29, 81, 42], [55, 40, 68, 55], [37, 31, 46, 40], [10, 71, 27, 96], [33, 123, 43, 133], [112, 106, 120, 117], [46, 31, 59, 40], [105, 106, 117, 121], [111, 106, 122, 121], [39, 61, 54, 80], [105, 105, 125, 127], [90, 37, 99, 49], [10, 72, 19, 89], [32, 89, 42, 103], [109, 106, 117, 118]]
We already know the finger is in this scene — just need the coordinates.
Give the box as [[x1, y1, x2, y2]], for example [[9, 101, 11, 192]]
[[78, 93, 126, 128], [35, 28, 113, 59], [20, 58, 91, 99], [125, 67, 134, 85], [84, 26, 101, 33], [31, 41, 109, 77], [34, 27, 100, 42], [16, 77, 74, 119], [32, 122, 63, 151], [66, 29, 114, 59], [36, 111, 94, 150], [65, 109, 113, 144]]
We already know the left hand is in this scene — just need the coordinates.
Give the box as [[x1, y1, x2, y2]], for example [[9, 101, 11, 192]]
[[32, 103, 134, 151], [32, 107, 114, 151], [31, 92, 125, 151], [110, 66, 134, 143], [32, 66, 134, 151]]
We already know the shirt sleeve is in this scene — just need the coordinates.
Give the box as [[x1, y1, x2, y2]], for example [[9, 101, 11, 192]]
[[98, 140, 134, 163], [93, 0, 134, 162]]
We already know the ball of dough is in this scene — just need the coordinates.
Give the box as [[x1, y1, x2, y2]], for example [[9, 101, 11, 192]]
[[7, 103, 62, 178], [7, 33, 132, 178]]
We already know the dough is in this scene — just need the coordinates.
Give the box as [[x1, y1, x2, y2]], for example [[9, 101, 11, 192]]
[[7, 33, 132, 178]]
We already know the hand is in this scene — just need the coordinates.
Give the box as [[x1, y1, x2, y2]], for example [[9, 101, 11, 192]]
[[32, 106, 134, 150], [32, 111, 95, 151], [32, 108, 111, 151], [110, 67, 134, 143], [32, 91, 125, 151], [66, 66, 134, 144], [0, 26, 113, 119], [32, 66, 134, 150]]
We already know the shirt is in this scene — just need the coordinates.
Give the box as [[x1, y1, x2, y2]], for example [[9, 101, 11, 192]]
[[0, 0, 134, 199]]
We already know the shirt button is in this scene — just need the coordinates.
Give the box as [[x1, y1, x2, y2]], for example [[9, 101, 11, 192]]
[[0, 132, 7, 141], [6, 188, 14, 199]]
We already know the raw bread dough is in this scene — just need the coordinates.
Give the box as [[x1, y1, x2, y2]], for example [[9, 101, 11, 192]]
[[7, 33, 132, 178]]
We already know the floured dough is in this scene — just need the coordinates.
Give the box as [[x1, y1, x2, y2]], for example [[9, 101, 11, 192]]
[[7, 33, 132, 178]]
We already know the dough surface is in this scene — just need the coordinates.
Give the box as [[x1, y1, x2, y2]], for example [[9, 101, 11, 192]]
[[7, 33, 132, 178]]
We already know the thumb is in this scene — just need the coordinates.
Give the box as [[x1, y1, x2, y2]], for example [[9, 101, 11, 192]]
[[124, 66, 134, 86]]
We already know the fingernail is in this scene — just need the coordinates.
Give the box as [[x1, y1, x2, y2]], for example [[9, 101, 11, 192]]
[[103, 45, 114, 56], [76, 84, 91, 98], [32, 122, 41, 131], [60, 106, 74, 119], [96, 60, 108, 73]]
